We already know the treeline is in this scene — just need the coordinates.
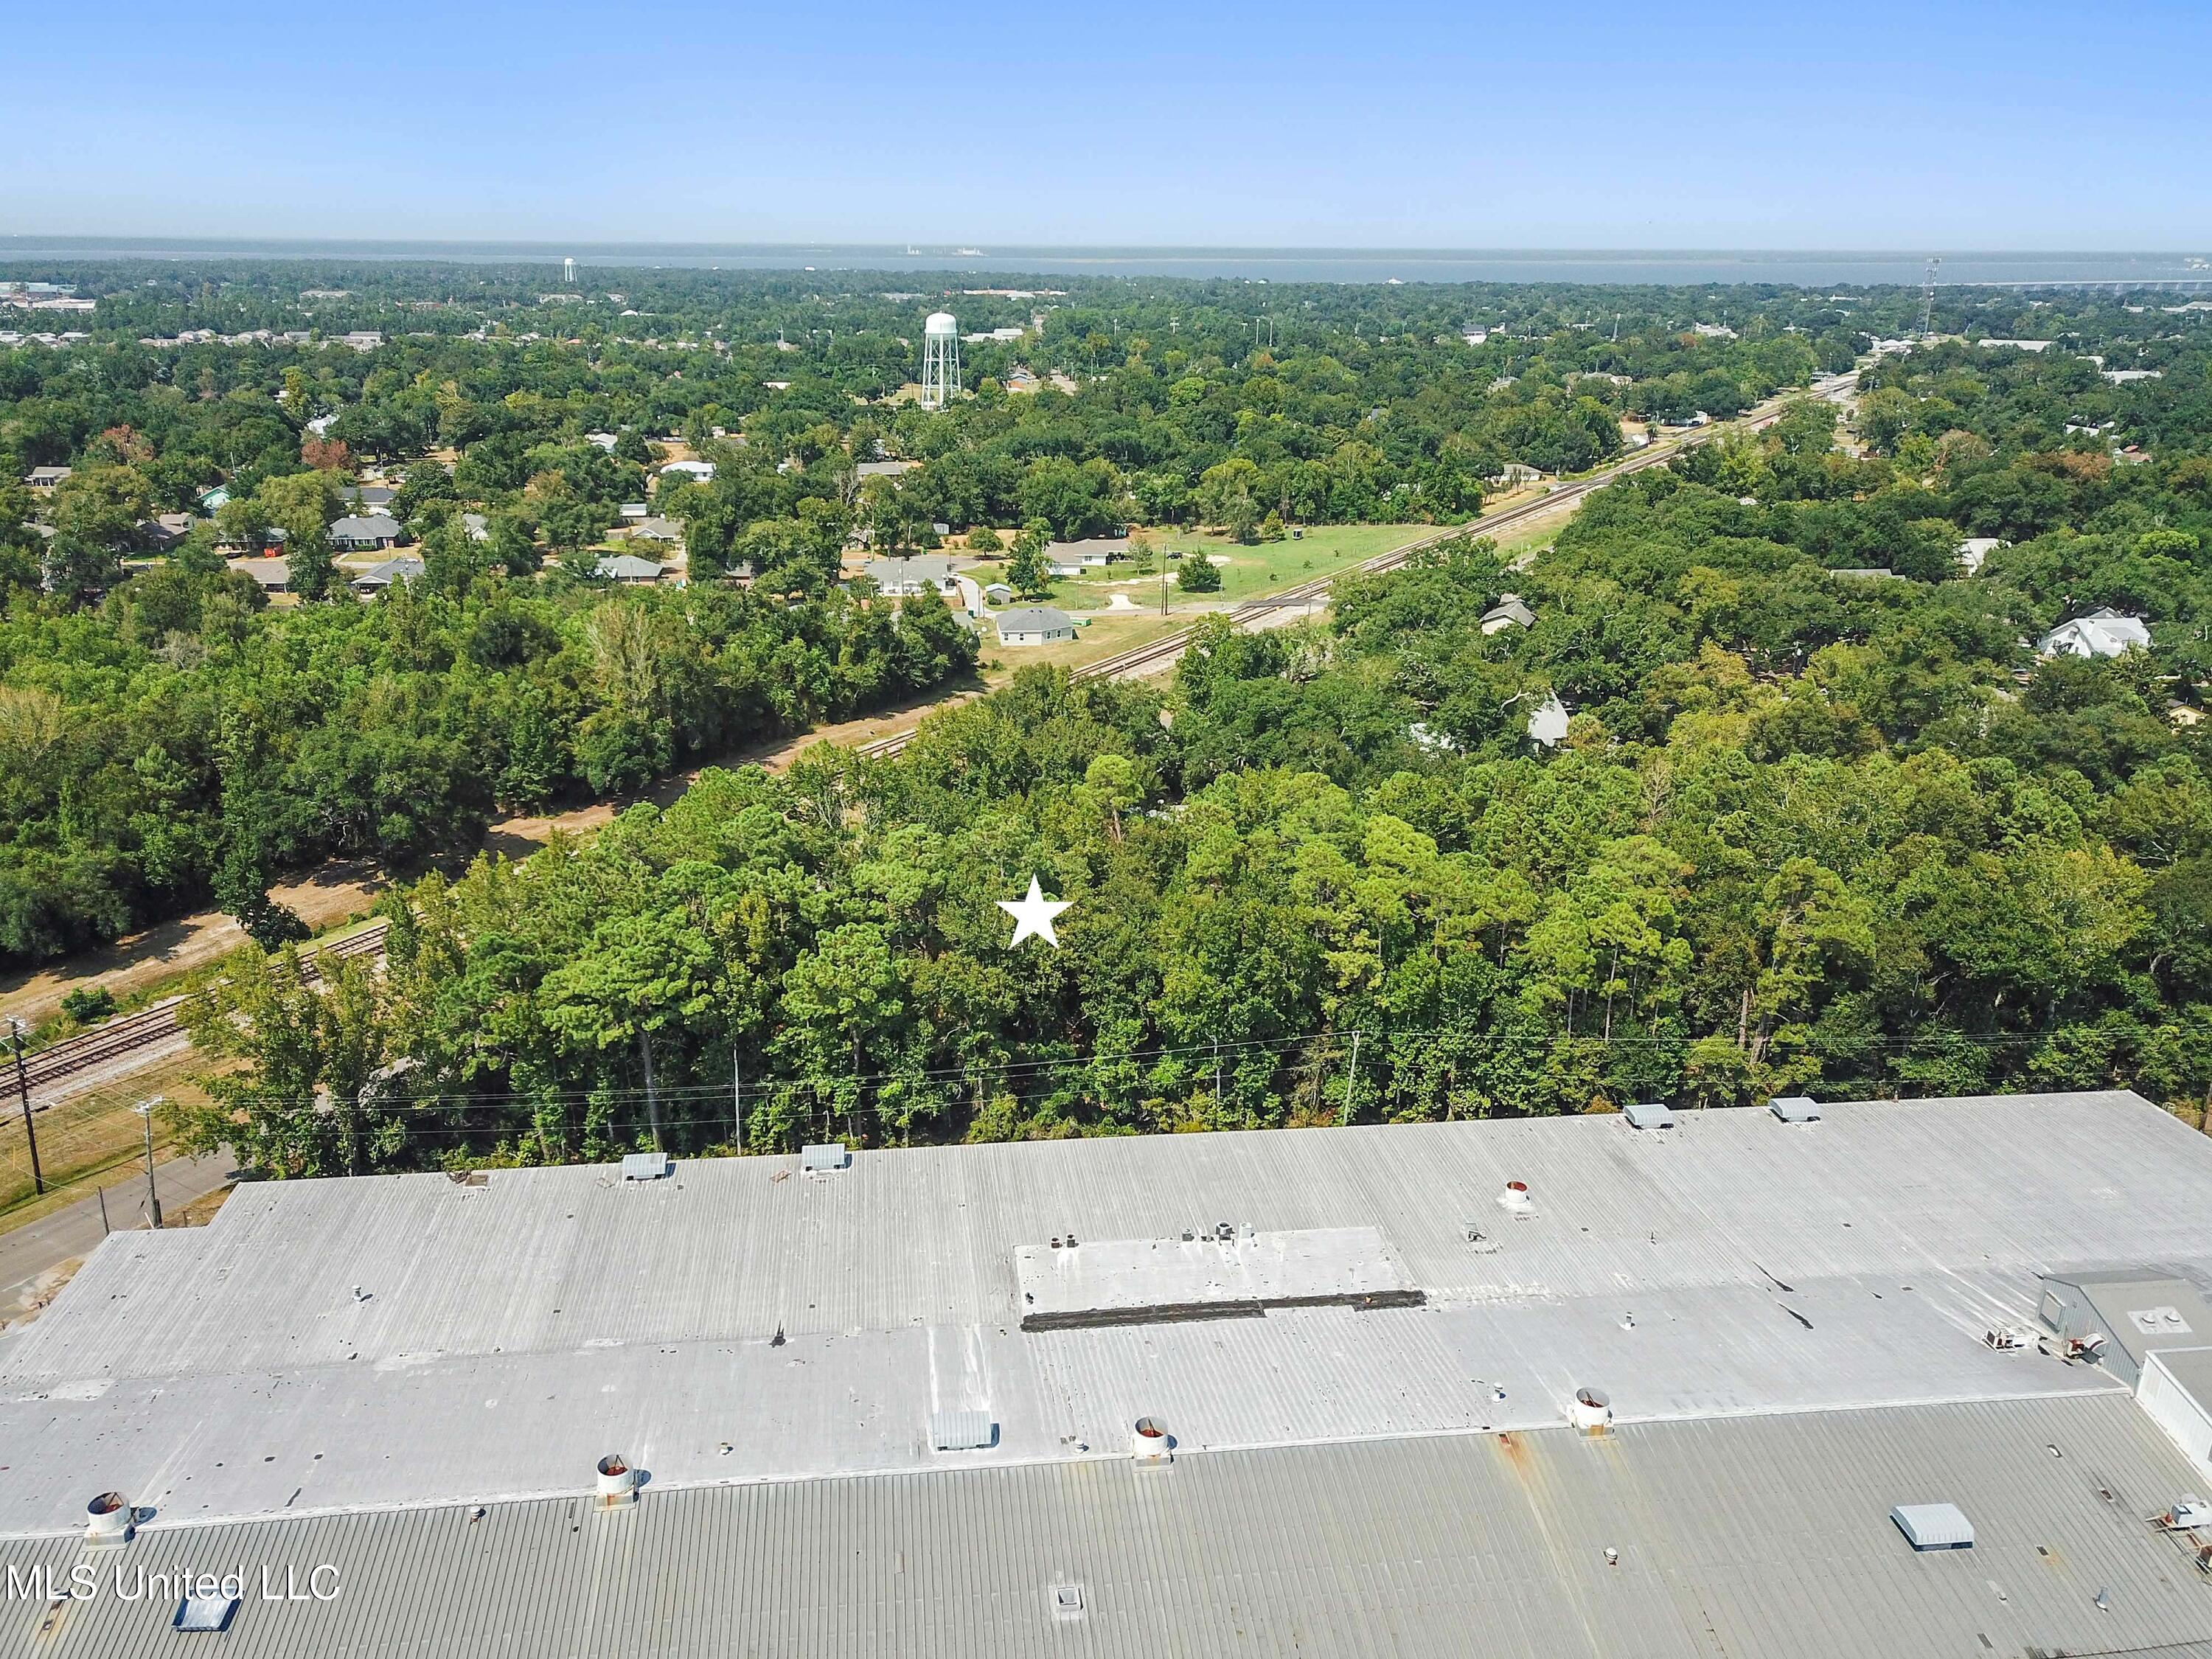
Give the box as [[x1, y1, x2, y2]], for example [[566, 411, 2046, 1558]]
[[178, 379, 2212, 1175], [0, 555, 975, 966]]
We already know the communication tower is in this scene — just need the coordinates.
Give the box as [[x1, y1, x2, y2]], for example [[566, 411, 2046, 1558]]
[[1920, 257, 1942, 340], [920, 312, 961, 409]]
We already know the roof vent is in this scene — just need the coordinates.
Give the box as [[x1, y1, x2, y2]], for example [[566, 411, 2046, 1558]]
[[1623, 1102, 1675, 1131], [801, 1143, 850, 1172], [1132, 1416, 1173, 1466], [85, 1490, 131, 1546], [1770, 1096, 1820, 1124], [595, 1453, 639, 1508], [173, 1593, 241, 1633], [1891, 1502, 1974, 1551], [929, 1409, 995, 1451], [1571, 1387, 1613, 1435], [1051, 1584, 1086, 1619], [2162, 1498, 2212, 1531], [1498, 1180, 1534, 1216], [620, 1152, 672, 1181]]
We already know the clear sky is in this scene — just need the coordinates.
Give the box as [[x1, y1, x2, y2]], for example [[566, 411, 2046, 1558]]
[[9, 0, 2208, 248]]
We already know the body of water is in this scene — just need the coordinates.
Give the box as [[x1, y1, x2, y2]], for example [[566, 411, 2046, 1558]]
[[3, 240, 2208, 288]]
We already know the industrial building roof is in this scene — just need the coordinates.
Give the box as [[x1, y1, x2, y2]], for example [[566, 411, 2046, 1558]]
[[9, 1090, 2212, 1655], [7, 1395, 2212, 1658]]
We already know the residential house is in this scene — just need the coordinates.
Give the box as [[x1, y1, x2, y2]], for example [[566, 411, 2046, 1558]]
[[594, 553, 665, 585], [348, 485, 398, 515], [619, 502, 650, 522], [2039, 608, 2153, 658], [227, 557, 291, 595], [24, 465, 69, 491], [136, 514, 191, 552], [1044, 536, 1123, 578], [330, 514, 402, 552], [199, 485, 232, 514], [995, 605, 1077, 646], [659, 459, 715, 483], [631, 516, 684, 543], [460, 512, 490, 543], [1956, 537, 2004, 574], [351, 556, 424, 595], [863, 555, 959, 597], [1478, 596, 1536, 635], [855, 459, 918, 479], [341, 330, 383, 352]]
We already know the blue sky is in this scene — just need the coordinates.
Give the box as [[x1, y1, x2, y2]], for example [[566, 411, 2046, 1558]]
[[7, 0, 2208, 247]]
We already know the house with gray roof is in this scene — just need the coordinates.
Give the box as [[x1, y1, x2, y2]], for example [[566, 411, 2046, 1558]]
[[330, 513, 402, 551], [1044, 536, 1123, 577], [350, 554, 423, 594], [995, 604, 1076, 644], [594, 552, 665, 584]]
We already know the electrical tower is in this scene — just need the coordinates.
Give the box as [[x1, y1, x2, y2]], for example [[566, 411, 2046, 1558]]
[[920, 312, 961, 409], [1920, 257, 1942, 340]]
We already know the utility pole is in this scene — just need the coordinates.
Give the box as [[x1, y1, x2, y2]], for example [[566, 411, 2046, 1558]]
[[136, 1096, 164, 1228], [7, 1018, 40, 1195], [732, 1048, 745, 1153], [1338, 1030, 1363, 1126]]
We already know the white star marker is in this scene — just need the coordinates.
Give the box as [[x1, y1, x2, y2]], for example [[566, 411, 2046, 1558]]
[[998, 874, 1073, 948]]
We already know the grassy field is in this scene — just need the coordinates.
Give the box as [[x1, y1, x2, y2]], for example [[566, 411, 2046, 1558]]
[[1050, 523, 1435, 606], [0, 1051, 216, 1227]]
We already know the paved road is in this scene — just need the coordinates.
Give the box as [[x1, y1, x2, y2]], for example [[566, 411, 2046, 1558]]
[[0, 1152, 236, 1318]]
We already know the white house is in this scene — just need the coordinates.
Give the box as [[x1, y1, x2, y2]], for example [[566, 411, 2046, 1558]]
[[2038, 608, 2153, 658], [1956, 537, 2004, 574], [1479, 596, 1535, 636], [659, 459, 716, 483], [1043, 536, 1122, 577], [863, 555, 959, 597], [995, 605, 1077, 646]]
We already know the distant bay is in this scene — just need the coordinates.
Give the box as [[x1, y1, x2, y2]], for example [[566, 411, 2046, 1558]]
[[2, 240, 2208, 288]]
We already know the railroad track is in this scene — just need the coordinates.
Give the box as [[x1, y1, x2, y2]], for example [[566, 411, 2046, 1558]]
[[852, 372, 1857, 763], [10, 921, 391, 1097]]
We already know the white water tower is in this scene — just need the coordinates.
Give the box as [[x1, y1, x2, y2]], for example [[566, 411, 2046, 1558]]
[[563, 257, 576, 286], [920, 311, 961, 408]]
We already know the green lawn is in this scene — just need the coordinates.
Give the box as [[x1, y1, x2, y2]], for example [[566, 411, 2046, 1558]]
[[1034, 523, 1436, 607]]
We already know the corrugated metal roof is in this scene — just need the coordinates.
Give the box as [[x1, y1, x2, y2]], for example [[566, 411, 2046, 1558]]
[[7, 1397, 2212, 1658], [4, 1091, 2207, 1540]]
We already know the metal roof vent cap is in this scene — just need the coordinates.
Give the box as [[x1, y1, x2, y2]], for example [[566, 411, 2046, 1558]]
[[620, 1152, 672, 1181], [86, 1491, 131, 1546], [1770, 1096, 1820, 1124], [1891, 1502, 1974, 1551], [595, 1454, 639, 1507], [1572, 1388, 1613, 1435], [801, 1143, 849, 1172], [1498, 1180, 1534, 1215], [1132, 1416, 1173, 1466], [1623, 1102, 1675, 1131]]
